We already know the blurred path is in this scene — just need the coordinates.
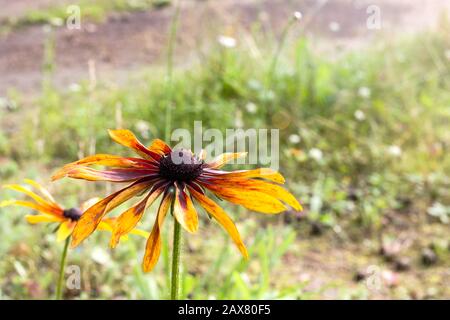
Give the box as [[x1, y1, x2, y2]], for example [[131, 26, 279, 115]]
[[0, 0, 448, 95]]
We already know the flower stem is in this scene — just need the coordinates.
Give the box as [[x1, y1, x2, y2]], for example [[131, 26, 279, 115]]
[[170, 217, 182, 300], [55, 236, 70, 300]]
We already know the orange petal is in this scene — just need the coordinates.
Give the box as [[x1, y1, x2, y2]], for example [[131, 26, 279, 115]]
[[206, 152, 247, 169], [70, 179, 154, 248], [2, 184, 62, 213], [108, 129, 161, 161], [173, 182, 198, 233], [202, 177, 302, 212], [129, 228, 150, 238], [98, 218, 149, 240], [25, 214, 64, 224], [142, 191, 173, 272], [96, 218, 119, 234], [24, 179, 58, 205], [57, 220, 76, 242], [61, 167, 158, 182], [189, 187, 248, 258], [1, 200, 63, 217], [203, 168, 285, 184], [52, 154, 155, 181], [148, 139, 171, 155], [110, 186, 164, 248], [204, 183, 288, 213]]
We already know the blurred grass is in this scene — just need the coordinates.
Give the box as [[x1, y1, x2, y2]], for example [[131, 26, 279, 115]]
[[0, 16, 449, 299], [0, 0, 171, 33]]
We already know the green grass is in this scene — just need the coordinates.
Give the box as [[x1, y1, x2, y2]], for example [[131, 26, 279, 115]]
[[6, 22, 449, 226], [1, 0, 171, 32], [0, 19, 449, 299]]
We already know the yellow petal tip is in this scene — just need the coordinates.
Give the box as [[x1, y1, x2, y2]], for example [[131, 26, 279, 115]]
[[109, 235, 120, 249], [70, 237, 82, 248], [0, 200, 13, 208]]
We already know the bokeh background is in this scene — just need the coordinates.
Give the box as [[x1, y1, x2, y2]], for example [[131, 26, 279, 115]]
[[0, 0, 449, 299]]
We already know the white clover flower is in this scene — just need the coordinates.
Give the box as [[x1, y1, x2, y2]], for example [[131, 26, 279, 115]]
[[245, 102, 258, 114], [217, 35, 237, 48], [329, 22, 340, 32], [354, 109, 366, 121], [0, 97, 17, 110], [308, 148, 323, 161], [293, 11, 303, 21], [288, 134, 301, 144], [135, 120, 150, 139], [387, 145, 402, 157], [91, 247, 112, 266], [358, 86, 371, 98]]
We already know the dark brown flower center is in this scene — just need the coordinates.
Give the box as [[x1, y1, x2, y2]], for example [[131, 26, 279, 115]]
[[63, 207, 83, 221], [159, 149, 203, 182]]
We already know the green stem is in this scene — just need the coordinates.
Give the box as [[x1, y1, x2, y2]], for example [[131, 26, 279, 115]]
[[268, 15, 298, 80], [266, 15, 299, 123], [55, 236, 70, 300], [170, 216, 182, 300]]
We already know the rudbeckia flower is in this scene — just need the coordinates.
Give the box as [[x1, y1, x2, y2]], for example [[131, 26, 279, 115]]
[[52, 129, 302, 272], [0, 179, 148, 242]]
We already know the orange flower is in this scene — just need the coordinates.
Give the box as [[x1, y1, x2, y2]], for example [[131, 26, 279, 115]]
[[52, 129, 302, 272], [0, 179, 148, 242]]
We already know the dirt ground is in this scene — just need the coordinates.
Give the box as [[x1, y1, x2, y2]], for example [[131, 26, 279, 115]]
[[0, 0, 449, 95], [286, 213, 450, 299]]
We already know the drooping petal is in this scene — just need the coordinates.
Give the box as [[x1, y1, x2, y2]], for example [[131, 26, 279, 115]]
[[227, 179, 301, 211], [143, 191, 173, 272], [189, 187, 248, 259], [61, 167, 158, 182], [129, 228, 150, 238], [206, 152, 247, 169], [51, 154, 155, 181], [0, 199, 63, 217], [64, 154, 154, 168], [96, 218, 115, 232], [201, 176, 302, 212], [202, 183, 288, 213], [173, 182, 198, 233], [2, 184, 62, 212], [56, 220, 76, 242], [108, 129, 161, 161], [25, 214, 64, 224], [97, 218, 149, 240], [110, 186, 165, 248], [202, 168, 285, 184], [148, 139, 171, 156], [70, 179, 154, 248], [24, 179, 58, 205]]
